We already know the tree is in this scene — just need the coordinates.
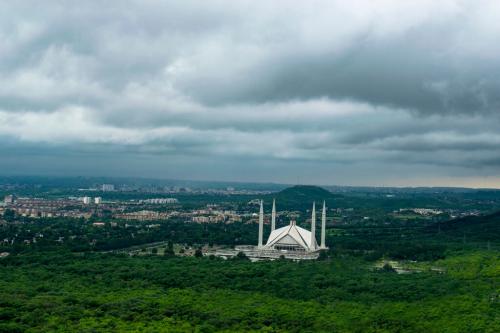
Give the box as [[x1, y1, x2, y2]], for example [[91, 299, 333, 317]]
[[381, 263, 396, 273], [3, 209, 15, 222], [235, 251, 249, 260], [318, 250, 328, 261], [194, 248, 203, 258], [164, 241, 175, 256]]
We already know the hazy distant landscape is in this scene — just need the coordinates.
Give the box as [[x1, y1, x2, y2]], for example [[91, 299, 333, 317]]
[[1, 176, 499, 332]]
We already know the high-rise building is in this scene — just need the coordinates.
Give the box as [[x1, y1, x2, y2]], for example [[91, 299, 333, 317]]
[[102, 184, 115, 192], [82, 197, 91, 205], [94, 197, 102, 204], [4, 195, 15, 204]]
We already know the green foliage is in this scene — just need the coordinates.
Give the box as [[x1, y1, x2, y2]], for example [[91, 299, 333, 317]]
[[381, 263, 396, 273], [0, 218, 259, 253], [317, 250, 328, 261], [0, 250, 498, 332], [2, 209, 15, 222], [235, 251, 249, 260], [164, 241, 175, 256], [433, 211, 500, 242], [271, 185, 339, 209]]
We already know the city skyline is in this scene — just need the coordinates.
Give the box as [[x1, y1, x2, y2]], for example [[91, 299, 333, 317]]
[[2, 1, 500, 188]]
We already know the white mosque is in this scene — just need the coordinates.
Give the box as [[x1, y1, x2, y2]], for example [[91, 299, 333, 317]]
[[215, 200, 328, 260]]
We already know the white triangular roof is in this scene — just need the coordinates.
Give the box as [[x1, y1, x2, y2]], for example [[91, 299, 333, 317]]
[[265, 221, 317, 251]]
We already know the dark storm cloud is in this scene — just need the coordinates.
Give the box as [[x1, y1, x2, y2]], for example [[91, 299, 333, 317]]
[[1, 0, 500, 186], [190, 38, 500, 115]]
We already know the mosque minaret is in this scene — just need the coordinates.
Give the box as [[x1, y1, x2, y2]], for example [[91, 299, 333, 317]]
[[321, 200, 327, 249], [271, 199, 276, 232], [258, 200, 264, 248], [311, 201, 317, 250]]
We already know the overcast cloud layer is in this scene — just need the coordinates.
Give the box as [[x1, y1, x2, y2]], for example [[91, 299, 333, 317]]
[[1, 0, 500, 187]]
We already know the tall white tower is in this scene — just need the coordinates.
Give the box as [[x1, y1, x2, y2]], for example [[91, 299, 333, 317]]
[[321, 200, 327, 249], [271, 199, 276, 231], [310, 201, 317, 250], [258, 200, 264, 248]]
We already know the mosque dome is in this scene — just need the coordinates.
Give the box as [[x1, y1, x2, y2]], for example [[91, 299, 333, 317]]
[[264, 220, 317, 252]]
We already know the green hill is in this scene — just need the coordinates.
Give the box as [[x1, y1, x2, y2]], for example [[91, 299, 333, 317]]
[[278, 185, 335, 198], [266, 185, 340, 210], [431, 211, 500, 242]]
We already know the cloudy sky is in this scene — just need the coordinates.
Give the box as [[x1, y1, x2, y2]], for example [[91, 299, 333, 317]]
[[1, 1, 500, 187]]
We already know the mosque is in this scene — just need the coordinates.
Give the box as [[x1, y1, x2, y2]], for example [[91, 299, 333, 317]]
[[215, 200, 328, 260]]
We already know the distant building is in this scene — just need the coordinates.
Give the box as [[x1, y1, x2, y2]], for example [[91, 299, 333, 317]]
[[114, 210, 162, 221], [4, 195, 15, 204], [398, 208, 443, 216], [412, 208, 443, 216], [94, 197, 102, 204], [102, 184, 115, 192], [140, 198, 178, 204], [192, 216, 210, 223], [82, 197, 91, 205]]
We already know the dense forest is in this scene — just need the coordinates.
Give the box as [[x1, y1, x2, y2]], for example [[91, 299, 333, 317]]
[[0, 249, 498, 332], [0, 213, 499, 332]]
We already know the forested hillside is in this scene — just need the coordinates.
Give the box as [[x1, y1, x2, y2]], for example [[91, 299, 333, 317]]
[[433, 211, 500, 241]]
